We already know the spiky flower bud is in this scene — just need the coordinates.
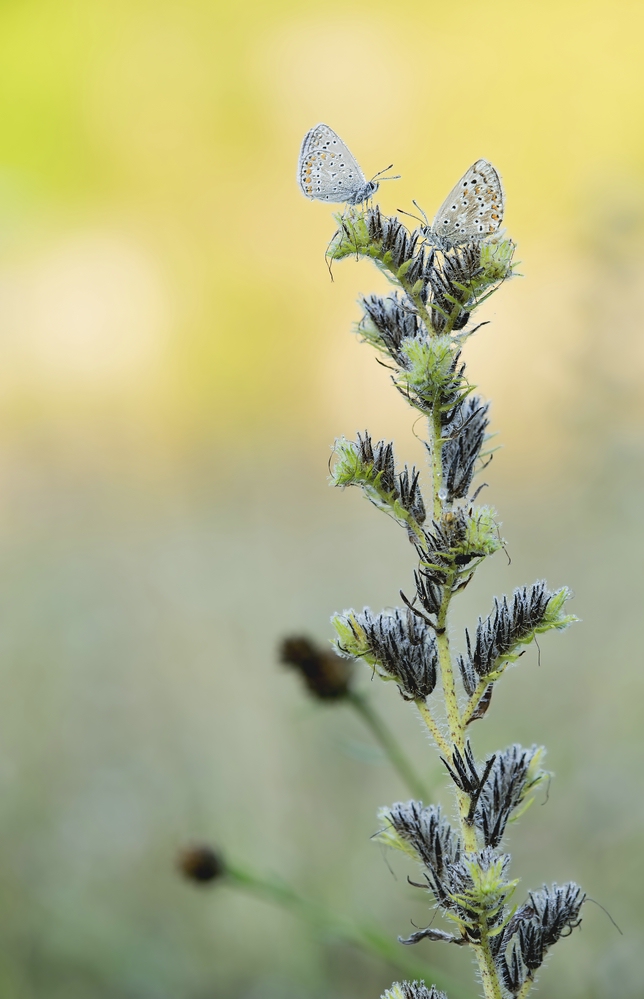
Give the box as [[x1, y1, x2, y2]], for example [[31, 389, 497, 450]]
[[328, 210, 432, 306], [423, 848, 518, 943], [441, 742, 497, 823], [474, 744, 547, 848], [279, 635, 353, 700], [332, 607, 438, 700], [416, 506, 502, 595], [441, 396, 490, 502], [332, 433, 426, 538], [376, 801, 461, 874], [329, 209, 515, 341], [382, 982, 447, 999], [494, 882, 585, 994], [397, 335, 470, 416], [426, 244, 482, 333], [459, 582, 576, 683], [425, 239, 515, 334], [524, 882, 585, 948], [360, 292, 424, 365]]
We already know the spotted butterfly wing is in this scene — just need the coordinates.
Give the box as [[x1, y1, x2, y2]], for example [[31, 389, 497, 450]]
[[298, 123, 378, 206], [430, 159, 504, 247]]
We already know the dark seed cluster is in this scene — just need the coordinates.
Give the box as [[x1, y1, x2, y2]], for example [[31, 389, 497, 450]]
[[342, 607, 438, 700], [178, 844, 226, 885], [280, 635, 353, 700]]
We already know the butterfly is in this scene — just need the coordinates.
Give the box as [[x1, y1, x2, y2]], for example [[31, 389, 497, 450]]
[[298, 123, 396, 206], [418, 159, 504, 248]]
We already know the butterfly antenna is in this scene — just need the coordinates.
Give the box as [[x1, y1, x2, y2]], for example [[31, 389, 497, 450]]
[[412, 200, 430, 226], [371, 163, 401, 184], [398, 207, 426, 226]]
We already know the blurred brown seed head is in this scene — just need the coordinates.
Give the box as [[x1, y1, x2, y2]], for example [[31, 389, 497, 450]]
[[178, 844, 226, 885], [279, 635, 353, 700]]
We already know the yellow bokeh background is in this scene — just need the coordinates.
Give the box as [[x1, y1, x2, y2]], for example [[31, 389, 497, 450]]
[[0, 1, 643, 997]]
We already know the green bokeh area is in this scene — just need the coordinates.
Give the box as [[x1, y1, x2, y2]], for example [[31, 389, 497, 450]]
[[0, 1, 643, 997]]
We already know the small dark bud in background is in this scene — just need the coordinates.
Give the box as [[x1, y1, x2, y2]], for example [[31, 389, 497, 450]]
[[280, 635, 353, 700], [178, 844, 226, 885]]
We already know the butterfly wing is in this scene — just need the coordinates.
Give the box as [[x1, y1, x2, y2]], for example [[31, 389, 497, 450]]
[[431, 159, 504, 246], [298, 123, 368, 203]]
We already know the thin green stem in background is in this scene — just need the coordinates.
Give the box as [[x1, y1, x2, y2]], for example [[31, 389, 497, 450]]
[[347, 689, 432, 801], [224, 861, 470, 999]]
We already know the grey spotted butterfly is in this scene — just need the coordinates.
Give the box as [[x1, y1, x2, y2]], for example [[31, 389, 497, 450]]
[[422, 159, 504, 248], [298, 123, 395, 206]]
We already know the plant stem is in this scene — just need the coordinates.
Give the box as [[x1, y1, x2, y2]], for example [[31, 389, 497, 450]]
[[224, 861, 469, 999], [516, 978, 534, 999], [418, 306, 504, 999], [434, 589, 478, 853], [474, 934, 504, 999], [347, 690, 431, 801], [415, 699, 450, 758], [461, 678, 490, 727], [435, 591, 463, 755], [428, 409, 444, 521]]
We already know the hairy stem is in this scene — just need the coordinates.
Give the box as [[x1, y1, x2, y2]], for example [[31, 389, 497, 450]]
[[419, 304, 503, 996], [428, 408, 444, 521], [435, 589, 463, 755], [435, 588, 478, 853], [348, 689, 431, 800], [461, 677, 490, 727], [415, 698, 451, 758], [405, 283, 433, 330], [474, 934, 504, 999]]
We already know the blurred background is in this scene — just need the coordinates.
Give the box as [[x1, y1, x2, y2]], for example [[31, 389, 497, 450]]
[[0, 0, 642, 996]]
